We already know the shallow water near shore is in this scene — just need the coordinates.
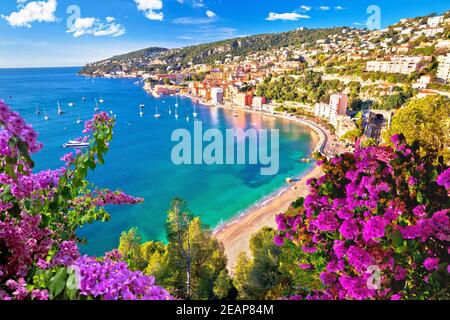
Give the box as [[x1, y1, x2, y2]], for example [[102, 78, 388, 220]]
[[0, 67, 315, 255]]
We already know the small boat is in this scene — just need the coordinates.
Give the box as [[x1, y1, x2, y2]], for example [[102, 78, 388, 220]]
[[35, 105, 40, 115], [186, 116, 190, 122], [168, 105, 172, 115], [139, 104, 145, 108], [94, 99, 100, 112], [154, 107, 161, 119], [175, 95, 179, 108], [57, 101, 64, 115], [44, 109, 49, 121], [68, 102, 75, 107], [82, 96, 86, 102], [62, 140, 89, 149], [76, 115, 83, 124], [175, 109, 179, 119], [99, 94, 104, 104]]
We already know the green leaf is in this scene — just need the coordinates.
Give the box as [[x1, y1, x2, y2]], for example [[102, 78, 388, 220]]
[[416, 191, 424, 204], [48, 268, 68, 299], [390, 230, 404, 247], [65, 270, 79, 300]]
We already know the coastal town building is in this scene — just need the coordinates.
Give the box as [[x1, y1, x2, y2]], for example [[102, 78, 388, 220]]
[[437, 54, 450, 84], [252, 96, 267, 109], [211, 87, 224, 104], [413, 75, 433, 90], [436, 40, 450, 49], [366, 56, 431, 75], [234, 93, 253, 108], [428, 15, 445, 27], [314, 93, 348, 128]]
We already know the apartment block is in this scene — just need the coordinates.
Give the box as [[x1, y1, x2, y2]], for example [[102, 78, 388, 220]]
[[427, 15, 444, 27], [437, 54, 450, 84], [252, 96, 267, 109], [366, 56, 431, 75], [314, 93, 348, 127], [234, 93, 253, 108]]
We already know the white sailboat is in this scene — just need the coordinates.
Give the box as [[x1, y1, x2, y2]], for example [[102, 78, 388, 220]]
[[168, 105, 172, 115], [57, 101, 64, 115], [175, 109, 179, 119], [76, 115, 83, 124], [35, 105, 40, 115], [186, 115, 190, 122], [99, 94, 104, 104], [44, 109, 49, 121], [175, 95, 179, 108], [68, 102, 75, 107], [154, 106, 161, 119], [94, 99, 100, 112], [139, 105, 144, 117]]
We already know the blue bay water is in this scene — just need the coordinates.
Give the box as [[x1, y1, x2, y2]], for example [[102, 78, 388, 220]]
[[0, 67, 315, 256]]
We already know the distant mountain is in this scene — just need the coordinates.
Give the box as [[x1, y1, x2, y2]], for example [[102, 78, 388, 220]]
[[79, 27, 346, 75], [79, 47, 169, 75]]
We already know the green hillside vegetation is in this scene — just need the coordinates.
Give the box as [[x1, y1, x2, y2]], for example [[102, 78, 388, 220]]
[[80, 27, 346, 75]]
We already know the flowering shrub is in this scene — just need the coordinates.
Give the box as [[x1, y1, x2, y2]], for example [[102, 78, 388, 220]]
[[276, 135, 449, 300], [0, 101, 170, 300]]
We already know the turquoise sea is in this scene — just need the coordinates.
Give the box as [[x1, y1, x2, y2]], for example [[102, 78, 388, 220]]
[[0, 67, 315, 256]]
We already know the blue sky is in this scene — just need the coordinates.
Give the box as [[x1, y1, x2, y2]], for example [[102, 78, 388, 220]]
[[0, 0, 449, 68]]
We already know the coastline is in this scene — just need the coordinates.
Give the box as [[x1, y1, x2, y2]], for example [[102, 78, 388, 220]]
[[174, 94, 329, 271], [215, 164, 323, 272]]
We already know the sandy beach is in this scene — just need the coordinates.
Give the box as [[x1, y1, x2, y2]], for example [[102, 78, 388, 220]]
[[180, 97, 332, 271], [215, 165, 324, 271], [155, 93, 335, 271]]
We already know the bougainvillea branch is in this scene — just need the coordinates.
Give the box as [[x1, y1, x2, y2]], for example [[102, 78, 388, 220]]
[[276, 135, 449, 300], [0, 100, 169, 300]]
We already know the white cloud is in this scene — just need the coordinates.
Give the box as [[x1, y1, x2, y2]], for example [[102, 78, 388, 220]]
[[134, 0, 164, 21], [67, 16, 126, 38], [319, 6, 330, 11], [177, 0, 204, 8], [266, 12, 310, 21], [206, 10, 217, 18], [2, 0, 57, 28], [300, 5, 311, 12], [173, 10, 219, 25]]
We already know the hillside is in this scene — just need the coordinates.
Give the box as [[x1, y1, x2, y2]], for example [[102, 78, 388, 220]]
[[79, 27, 346, 75], [80, 47, 169, 75]]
